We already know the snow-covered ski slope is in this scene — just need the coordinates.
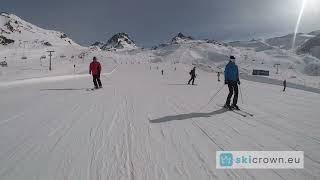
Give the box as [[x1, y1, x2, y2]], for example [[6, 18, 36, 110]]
[[0, 62, 319, 180]]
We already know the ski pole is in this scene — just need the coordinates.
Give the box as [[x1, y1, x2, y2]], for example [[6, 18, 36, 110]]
[[239, 85, 244, 104], [199, 85, 225, 111]]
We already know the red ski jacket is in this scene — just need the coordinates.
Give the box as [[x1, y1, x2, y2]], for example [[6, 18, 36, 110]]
[[89, 61, 101, 76]]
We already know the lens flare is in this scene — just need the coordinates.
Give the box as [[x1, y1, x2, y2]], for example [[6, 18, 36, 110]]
[[292, 0, 307, 49]]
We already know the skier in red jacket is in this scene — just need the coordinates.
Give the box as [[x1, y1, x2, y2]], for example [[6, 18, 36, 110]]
[[89, 57, 102, 89]]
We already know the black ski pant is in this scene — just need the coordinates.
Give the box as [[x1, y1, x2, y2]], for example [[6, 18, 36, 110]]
[[188, 76, 195, 85], [92, 75, 102, 88], [226, 81, 238, 106]]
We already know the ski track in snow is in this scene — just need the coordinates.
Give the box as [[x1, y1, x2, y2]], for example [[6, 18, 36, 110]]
[[0, 63, 320, 179]]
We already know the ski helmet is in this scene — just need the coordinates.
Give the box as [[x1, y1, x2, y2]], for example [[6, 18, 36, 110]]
[[230, 56, 235, 62]]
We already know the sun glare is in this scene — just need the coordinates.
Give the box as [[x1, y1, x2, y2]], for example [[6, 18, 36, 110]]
[[292, 0, 307, 49], [304, 0, 320, 13]]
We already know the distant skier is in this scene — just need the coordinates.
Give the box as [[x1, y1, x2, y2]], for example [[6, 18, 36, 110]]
[[224, 56, 240, 110], [283, 80, 287, 92], [174, 67, 177, 71], [217, 72, 221, 82], [188, 67, 196, 85], [161, 69, 164, 75], [89, 57, 102, 89]]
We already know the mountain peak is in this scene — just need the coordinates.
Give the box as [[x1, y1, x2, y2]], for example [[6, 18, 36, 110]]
[[171, 32, 193, 44], [101, 32, 137, 51]]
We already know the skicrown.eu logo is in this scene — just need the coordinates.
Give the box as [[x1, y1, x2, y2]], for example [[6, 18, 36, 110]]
[[220, 153, 233, 167]]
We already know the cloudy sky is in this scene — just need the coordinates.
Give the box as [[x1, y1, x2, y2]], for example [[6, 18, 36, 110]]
[[2, 0, 320, 46]]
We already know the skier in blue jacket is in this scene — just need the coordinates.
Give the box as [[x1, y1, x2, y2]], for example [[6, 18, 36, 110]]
[[224, 56, 240, 110]]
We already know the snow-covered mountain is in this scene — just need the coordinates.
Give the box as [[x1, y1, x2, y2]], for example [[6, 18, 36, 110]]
[[148, 34, 320, 87], [90, 41, 104, 48], [152, 33, 203, 50], [0, 13, 87, 82], [297, 34, 320, 59], [228, 39, 274, 52], [227, 31, 320, 79], [171, 32, 193, 44], [228, 31, 320, 52], [151, 38, 232, 69], [265, 33, 314, 50], [0, 13, 319, 89], [0, 12, 79, 48], [95, 33, 137, 51], [308, 30, 320, 36]]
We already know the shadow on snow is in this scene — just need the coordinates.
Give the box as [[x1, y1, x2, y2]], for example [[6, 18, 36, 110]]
[[149, 108, 227, 123], [40, 88, 87, 91], [167, 84, 198, 86]]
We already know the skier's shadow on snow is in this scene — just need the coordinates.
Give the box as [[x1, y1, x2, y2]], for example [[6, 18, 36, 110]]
[[149, 108, 227, 123], [40, 88, 87, 91], [167, 84, 197, 86]]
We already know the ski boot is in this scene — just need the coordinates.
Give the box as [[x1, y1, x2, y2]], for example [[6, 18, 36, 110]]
[[224, 104, 232, 110], [231, 104, 240, 110]]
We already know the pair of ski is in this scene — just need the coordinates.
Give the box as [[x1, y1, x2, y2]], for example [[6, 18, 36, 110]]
[[217, 104, 254, 117]]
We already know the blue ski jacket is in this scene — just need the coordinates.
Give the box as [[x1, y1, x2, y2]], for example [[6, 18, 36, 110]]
[[224, 61, 239, 82]]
